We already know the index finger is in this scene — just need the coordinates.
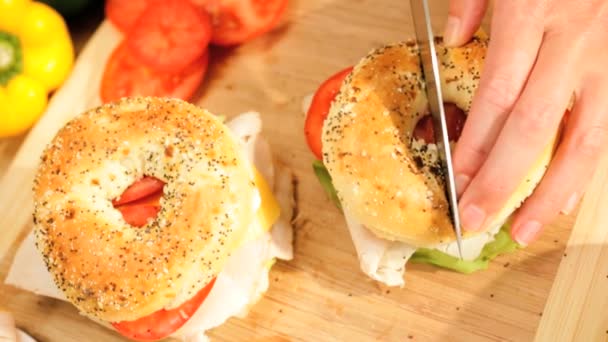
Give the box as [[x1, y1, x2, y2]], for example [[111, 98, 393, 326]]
[[452, 0, 545, 195], [458, 36, 577, 232]]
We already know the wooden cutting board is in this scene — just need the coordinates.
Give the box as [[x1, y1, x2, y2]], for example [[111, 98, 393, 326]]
[[1, 1, 606, 341]]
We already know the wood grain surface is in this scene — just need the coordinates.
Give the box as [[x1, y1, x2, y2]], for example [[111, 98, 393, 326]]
[[535, 154, 608, 342], [0, 1, 604, 341]]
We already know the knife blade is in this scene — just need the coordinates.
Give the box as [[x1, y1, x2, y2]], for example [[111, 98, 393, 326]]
[[409, 0, 464, 259]]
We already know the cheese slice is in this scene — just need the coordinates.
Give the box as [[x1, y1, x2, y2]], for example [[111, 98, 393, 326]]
[[243, 167, 281, 244]]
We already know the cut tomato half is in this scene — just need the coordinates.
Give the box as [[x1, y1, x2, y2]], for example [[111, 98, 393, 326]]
[[194, 0, 288, 46], [127, 0, 212, 73], [100, 41, 209, 103], [112, 278, 217, 341], [304, 67, 353, 160]]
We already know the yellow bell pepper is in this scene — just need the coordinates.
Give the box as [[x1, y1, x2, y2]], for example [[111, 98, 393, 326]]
[[0, 0, 74, 137]]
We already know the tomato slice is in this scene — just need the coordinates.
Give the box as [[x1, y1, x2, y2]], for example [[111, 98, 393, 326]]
[[113, 177, 165, 227], [304, 67, 353, 160], [105, 0, 156, 33], [128, 191, 164, 208], [127, 0, 212, 73], [445, 103, 466, 141], [117, 205, 160, 227], [100, 41, 209, 103], [413, 103, 467, 143], [413, 115, 434, 144], [113, 177, 165, 206], [116, 190, 164, 227], [112, 278, 217, 341], [193, 0, 288, 46]]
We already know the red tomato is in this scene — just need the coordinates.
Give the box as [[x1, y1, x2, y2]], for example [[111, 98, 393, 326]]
[[193, 0, 288, 46], [127, 0, 212, 73], [117, 188, 163, 211], [117, 205, 161, 227], [112, 278, 217, 341], [112, 177, 165, 206], [100, 41, 209, 103], [113, 177, 164, 226], [413, 103, 467, 143], [444, 103, 466, 141], [105, 0, 156, 33], [128, 191, 164, 208], [304, 67, 353, 160], [413, 114, 434, 143]]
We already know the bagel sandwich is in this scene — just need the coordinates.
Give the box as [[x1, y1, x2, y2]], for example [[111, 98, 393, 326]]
[[6, 97, 295, 341], [304, 34, 559, 286]]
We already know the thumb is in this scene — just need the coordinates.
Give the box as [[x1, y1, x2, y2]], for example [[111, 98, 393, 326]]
[[444, 0, 489, 47]]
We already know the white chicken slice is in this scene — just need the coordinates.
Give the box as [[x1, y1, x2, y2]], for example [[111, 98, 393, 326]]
[[343, 211, 416, 287], [5, 111, 294, 342], [226, 111, 275, 190], [433, 223, 502, 260]]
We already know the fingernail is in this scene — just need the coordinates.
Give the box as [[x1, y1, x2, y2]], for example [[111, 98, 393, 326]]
[[455, 174, 470, 195], [513, 220, 542, 246], [444, 16, 461, 46], [460, 204, 486, 231], [561, 192, 579, 215]]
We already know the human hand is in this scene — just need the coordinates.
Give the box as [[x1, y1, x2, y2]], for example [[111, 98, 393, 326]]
[[0, 311, 17, 342], [444, 0, 608, 244]]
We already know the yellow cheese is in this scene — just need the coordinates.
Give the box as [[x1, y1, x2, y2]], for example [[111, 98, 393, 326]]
[[242, 167, 281, 243]]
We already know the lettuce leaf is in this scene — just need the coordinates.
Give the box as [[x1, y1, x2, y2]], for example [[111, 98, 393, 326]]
[[410, 228, 520, 273], [312, 160, 342, 209], [311, 161, 521, 274]]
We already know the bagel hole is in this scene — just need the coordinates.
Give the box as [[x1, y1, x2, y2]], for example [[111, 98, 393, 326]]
[[413, 103, 466, 144], [112, 176, 166, 227]]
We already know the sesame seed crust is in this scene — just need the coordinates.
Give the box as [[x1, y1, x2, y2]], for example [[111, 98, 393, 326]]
[[322, 37, 488, 246], [33, 97, 257, 322]]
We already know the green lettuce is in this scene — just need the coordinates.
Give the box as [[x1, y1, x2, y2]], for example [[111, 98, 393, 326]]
[[312, 160, 342, 209], [312, 161, 521, 274], [410, 228, 520, 273]]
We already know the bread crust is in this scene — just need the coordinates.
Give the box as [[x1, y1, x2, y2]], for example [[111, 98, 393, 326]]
[[323, 37, 556, 246], [33, 97, 257, 322]]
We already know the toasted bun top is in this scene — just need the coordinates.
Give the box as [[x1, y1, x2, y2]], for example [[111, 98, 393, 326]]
[[322, 37, 556, 246], [33, 97, 257, 322]]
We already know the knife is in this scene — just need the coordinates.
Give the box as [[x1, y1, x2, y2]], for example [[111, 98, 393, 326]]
[[409, 0, 464, 259]]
